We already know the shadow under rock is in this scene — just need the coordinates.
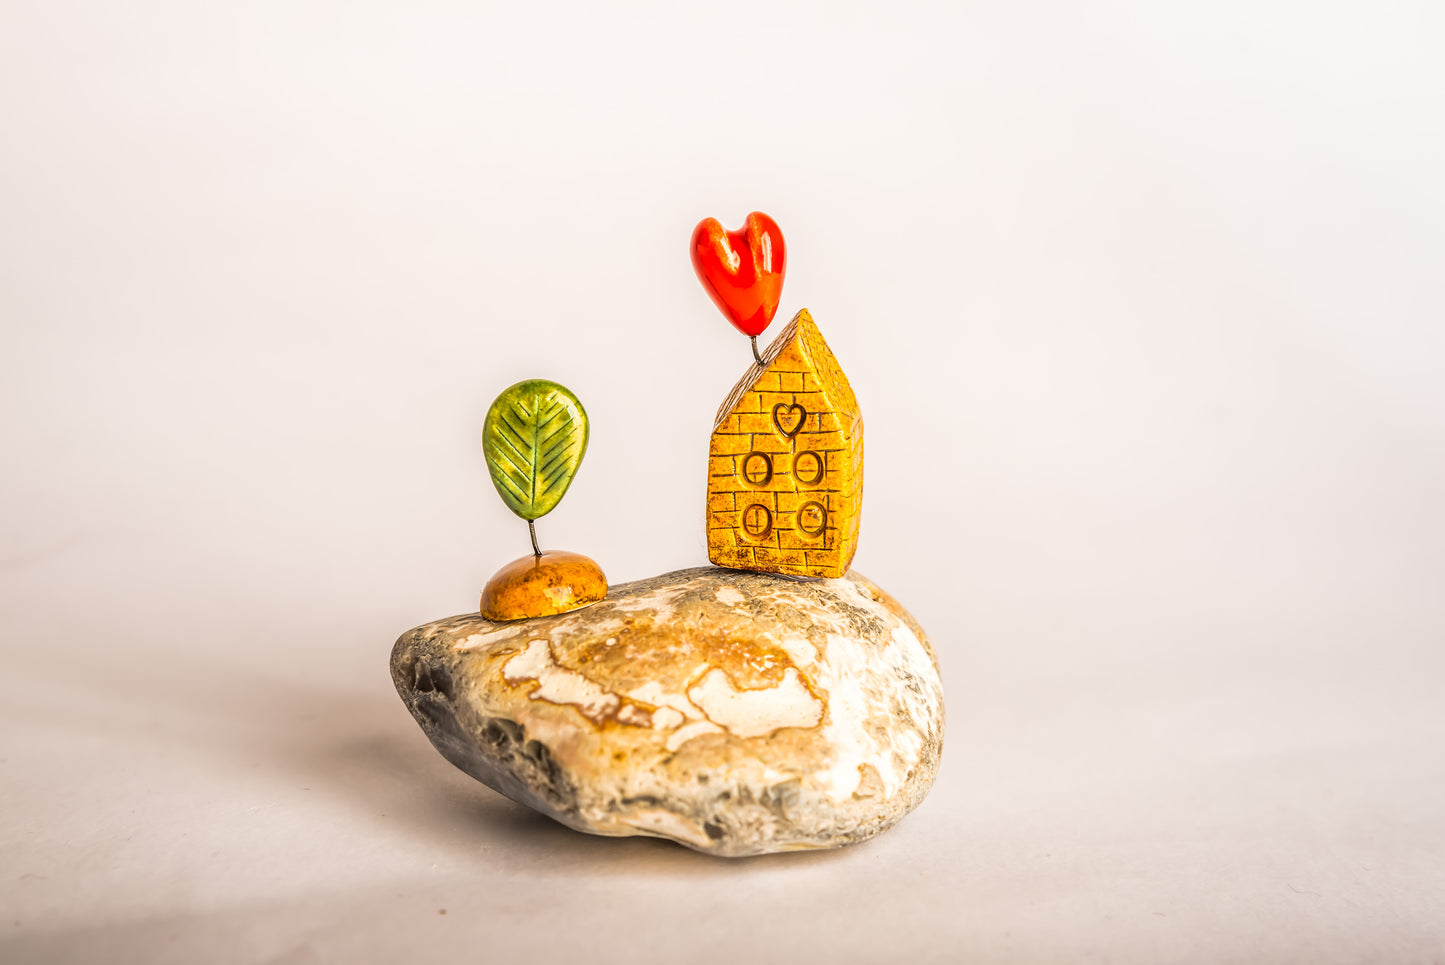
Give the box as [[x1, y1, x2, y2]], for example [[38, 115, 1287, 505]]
[[299, 706, 858, 876], [15, 635, 856, 875], [195, 651, 862, 873]]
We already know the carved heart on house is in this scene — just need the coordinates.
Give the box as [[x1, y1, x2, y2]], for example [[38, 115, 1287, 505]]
[[773, 402, 806, 439]]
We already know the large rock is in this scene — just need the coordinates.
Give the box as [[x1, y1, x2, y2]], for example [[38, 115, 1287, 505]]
[[391, 566, 945, 857]]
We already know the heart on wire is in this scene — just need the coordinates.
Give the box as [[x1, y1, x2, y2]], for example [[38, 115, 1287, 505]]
[[690, 212, 787, 338]]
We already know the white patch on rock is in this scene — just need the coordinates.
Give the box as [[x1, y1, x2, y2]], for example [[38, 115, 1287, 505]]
[[624, 681, 702, 721], [621, 680, 722, 747], [610, 584, 687, 618], [687, 667, 823, 739], [871, 624, 943, 770], [651, 707, 685, 730], [715, 586, 745, 605], [809, 620, 943, 803], [811, 633, 876, 799], [616, 704, 652, 728], [779, 632, 816, 668], [502, 639, 620, 723], [623, 809, 711, 848], [887, 623, 943, 725], [455, 626, 527, 652], [665, 719, 723, 751]]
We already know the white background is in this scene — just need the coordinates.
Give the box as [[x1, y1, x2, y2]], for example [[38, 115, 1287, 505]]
[[3, 1, 1443, 961]]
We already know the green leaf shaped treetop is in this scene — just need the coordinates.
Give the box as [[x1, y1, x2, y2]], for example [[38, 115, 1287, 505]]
[[482, 379, 590, 522]]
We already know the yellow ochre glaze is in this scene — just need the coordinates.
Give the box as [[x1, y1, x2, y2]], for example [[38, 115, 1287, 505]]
[[707, 309, 863, 578], [480, 550, 608, 621]]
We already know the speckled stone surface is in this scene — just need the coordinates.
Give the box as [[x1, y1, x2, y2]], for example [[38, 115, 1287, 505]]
[[390, 566, 945, 857]]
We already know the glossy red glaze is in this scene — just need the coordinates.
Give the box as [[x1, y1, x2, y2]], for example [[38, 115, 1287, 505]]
[[690, 212, 787, 338]]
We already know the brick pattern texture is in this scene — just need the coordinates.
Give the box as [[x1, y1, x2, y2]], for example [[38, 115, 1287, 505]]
[[707, 309, 863, 578]]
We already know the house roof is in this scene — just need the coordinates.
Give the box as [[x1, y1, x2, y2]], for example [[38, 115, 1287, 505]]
[[713, 308, 859, 430]]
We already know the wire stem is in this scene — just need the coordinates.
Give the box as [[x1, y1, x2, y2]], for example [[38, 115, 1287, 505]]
[[528, 520, 541, 558], [750, 336, 762, 365]]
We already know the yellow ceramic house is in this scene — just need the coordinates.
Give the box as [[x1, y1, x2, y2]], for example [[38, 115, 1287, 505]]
[[707, 309, 863, 578]]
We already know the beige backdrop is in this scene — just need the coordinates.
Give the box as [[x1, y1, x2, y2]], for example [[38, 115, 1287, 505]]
[[2, 1, 1443, 962]]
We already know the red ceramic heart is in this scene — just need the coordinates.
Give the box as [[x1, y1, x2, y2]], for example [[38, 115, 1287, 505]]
[[690, 212, 787, 338]]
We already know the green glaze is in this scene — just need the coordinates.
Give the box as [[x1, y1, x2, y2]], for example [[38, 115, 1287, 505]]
[[482, 379, 589, 521]]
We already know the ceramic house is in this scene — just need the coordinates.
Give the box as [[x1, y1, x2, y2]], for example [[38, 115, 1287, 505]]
[[706, 309, 863, 578]]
